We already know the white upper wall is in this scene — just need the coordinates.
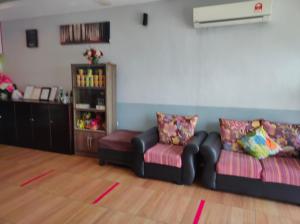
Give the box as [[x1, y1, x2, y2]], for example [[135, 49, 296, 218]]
[[2, 0, 300, 110]]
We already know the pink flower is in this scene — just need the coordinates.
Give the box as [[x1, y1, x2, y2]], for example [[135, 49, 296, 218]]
[[87, 50, 92, 57], [6, 85, 14, 93]]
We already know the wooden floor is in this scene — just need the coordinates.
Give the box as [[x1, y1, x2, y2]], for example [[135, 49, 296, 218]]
[[0, 145, 299, 224]]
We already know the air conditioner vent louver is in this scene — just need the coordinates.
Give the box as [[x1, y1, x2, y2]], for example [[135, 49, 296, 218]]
[[0, 0, 18, 3]]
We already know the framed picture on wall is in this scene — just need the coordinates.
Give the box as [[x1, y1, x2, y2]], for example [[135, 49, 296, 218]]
[[0, 23, 3, 54], [60, 21, 110, 45]]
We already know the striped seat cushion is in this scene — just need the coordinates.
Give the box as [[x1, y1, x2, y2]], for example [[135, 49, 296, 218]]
[[144, 143, 184, 168], [261, 157, 300, 187], [216, 150, 263, 179]]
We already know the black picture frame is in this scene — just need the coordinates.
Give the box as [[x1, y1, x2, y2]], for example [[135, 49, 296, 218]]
[[26, 29, 38, 48], [40, 87, 51, 101]]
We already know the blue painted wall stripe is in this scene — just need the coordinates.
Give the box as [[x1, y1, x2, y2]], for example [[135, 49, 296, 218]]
[[117, 103, 300, 132]]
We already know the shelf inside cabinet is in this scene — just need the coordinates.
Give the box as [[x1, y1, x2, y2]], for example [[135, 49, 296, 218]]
[[75, 86, 105, 90], [75, 108, 105, 113], [75, 128, 106, 134]]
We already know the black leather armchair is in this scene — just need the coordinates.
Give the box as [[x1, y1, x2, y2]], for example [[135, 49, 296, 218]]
[[132, 127, 207, 185]]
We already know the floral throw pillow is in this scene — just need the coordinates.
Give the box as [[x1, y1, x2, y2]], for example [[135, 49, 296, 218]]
[[156, 112, 198, 145], [238, 126, 282, 160], [262, 120, 300, 158], [219, 118, 261, 152]]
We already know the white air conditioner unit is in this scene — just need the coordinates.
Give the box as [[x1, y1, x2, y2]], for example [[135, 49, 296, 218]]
[[193, 0, 273, 28]]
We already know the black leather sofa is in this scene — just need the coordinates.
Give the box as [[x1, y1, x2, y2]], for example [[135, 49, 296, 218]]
[[132, 127, 207, 185], [199, 132, 300, 205]]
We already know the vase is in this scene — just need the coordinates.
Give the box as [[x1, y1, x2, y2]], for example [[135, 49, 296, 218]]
[[92, 58, 99, 65]]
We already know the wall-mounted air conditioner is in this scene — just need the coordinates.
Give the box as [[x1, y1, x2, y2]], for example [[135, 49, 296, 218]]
[[193, 0, 273, 28]]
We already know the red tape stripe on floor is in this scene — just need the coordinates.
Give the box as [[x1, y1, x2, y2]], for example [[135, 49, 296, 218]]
[[20, 170, 55, 187], [92, 182, 120, 205], [193, 200, 206, 224]]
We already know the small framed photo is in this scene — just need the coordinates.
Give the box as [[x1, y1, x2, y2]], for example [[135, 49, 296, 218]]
[[31, 87, 41, 100], [24, 86, 34, 99], [49, 87, 58, 101], [40, 87, 51, 101]]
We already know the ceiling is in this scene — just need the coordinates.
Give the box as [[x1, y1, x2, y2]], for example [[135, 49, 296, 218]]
[[0, 0, 163, 21]]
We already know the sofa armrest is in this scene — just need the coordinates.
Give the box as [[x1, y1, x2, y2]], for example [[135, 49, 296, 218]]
[[132, 127, 159, 154], [181, 131, 208, 185], [183, 131, 208, 155], [198, 132, 222, 189], [132, 127, 159, 177]]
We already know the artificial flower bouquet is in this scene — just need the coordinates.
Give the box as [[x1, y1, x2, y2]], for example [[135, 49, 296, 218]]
[[83, 48, 103, 65], [0, 73, 16, 100]]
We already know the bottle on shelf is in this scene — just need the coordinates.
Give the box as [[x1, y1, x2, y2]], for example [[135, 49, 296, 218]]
[[80, 69, 85, 87], [76, 72, 81, 87], [99, 69, 104, 88], [86, 69, 92, 87], [88, 70, 94, 87], [94, 74, 99, 88]]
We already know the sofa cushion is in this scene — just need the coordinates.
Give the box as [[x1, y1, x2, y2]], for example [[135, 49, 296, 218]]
[[219, 118, 260, 152], [261, 157, 300, 187], [262, 120, 300, 158], [99, 130, 141, 152], [216, 150, 263, 179], [144, 143, 184, 168], [238, 126, 282, 160], [157, 112, 198, 145]]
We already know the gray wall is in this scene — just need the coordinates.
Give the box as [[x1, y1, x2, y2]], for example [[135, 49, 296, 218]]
[[2, 0, 300, 131]]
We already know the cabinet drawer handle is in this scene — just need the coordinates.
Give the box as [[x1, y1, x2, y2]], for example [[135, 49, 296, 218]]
[[87, 137, 90, 149], [89, 137, 92, 149]]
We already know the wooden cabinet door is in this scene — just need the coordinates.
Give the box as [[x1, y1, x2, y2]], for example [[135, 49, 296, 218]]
[[74, 131, 90, 153], [90, 132, 105, 153], [15, 102, 33, 147], [31, 104, 51, 150], [75, 131, 104, 154], [49, 104, 72, 154], [0, 101, 16, 145]]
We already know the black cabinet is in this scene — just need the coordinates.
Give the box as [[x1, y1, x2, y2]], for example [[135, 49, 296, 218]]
[[0, 101, 16, 145], [31, 104, 51, 150], [1, 100, 73, 154], [49, 104, 72, 154], [15, 102, 33, 147]]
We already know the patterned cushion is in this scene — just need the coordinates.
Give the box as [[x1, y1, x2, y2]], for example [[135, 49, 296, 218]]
[[262, 120, 300, 157], [157, 112, 198, 145], [261, 157, 300, 187], [238, 126, 282, 160], [144, 143, 184, 168], [216, 150, 263, 179], [219, 118, 261, 152]]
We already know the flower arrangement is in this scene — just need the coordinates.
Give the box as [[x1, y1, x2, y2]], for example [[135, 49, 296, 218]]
[[0, 73, 16, 100], [83, 48, 104, 65]]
